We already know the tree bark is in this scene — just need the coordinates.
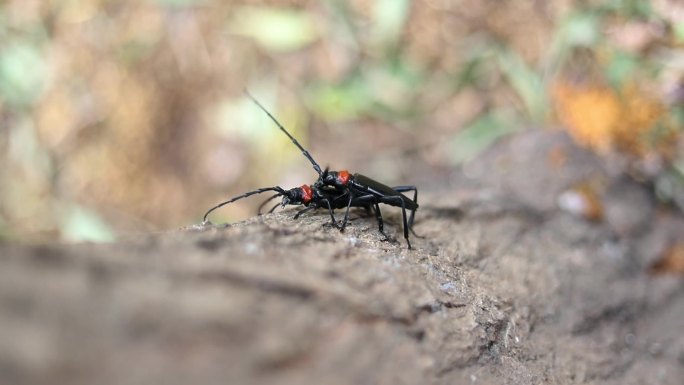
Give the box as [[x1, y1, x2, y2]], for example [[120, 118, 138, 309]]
[[2, 131, 683, 385]]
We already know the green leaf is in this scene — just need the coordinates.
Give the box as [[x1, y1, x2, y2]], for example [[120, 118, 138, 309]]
[[61, 206, 115, 243], [545, 11, 601, 74], [305, 77, 372, 121], [605, 51, 638, 88], [448, 109, 521, 164], [562, 12, 600, 47], [0, 41, 48, 107], [675, 22, 684, 44], [229, 6, 319, 52], [371, 0, 410, 45], [496, 48, 548, 122], [601, 0, 652, 18]]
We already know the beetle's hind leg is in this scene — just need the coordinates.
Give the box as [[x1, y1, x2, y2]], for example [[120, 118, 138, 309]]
[[391, 185, 423, 239], [377, 195, 412, 249]]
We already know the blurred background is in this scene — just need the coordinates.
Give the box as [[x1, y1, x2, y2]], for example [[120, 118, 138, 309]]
[[0, 0, 683, 243]]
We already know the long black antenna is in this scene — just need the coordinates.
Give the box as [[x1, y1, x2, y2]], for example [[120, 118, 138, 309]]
[[257, 193, 282, 214], [244, 90, 323, 176], [267, 202, 282, 214], [203, 186, 286, 222]]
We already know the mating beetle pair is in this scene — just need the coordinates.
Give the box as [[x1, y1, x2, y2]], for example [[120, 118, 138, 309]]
[[202, 92, 419, 249]]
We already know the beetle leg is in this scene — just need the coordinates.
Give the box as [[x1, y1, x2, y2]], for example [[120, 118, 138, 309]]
[[323, 198, 343, 229], [373, 202, 390, 241], [293, 205, 316, 219], [377, 195, 412, 250], [338, 192, 354, 232], [392, 186, 422, 238]]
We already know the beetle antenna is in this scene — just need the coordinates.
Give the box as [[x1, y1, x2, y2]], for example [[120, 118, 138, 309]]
[[244, 90, 323, 176], [267, 202, 281, 214], [203, 186, 286, 222], [257, 193, 283, 215]]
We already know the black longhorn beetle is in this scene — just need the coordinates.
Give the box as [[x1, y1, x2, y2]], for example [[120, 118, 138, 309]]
[[202, 181, 420, 248], [203, 92, 419, 249], [203, 184, 347, 228], [203, 182, 411, 234]]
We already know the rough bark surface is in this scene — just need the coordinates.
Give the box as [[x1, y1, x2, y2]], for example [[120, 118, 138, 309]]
[[2, 131, 683, 385]]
